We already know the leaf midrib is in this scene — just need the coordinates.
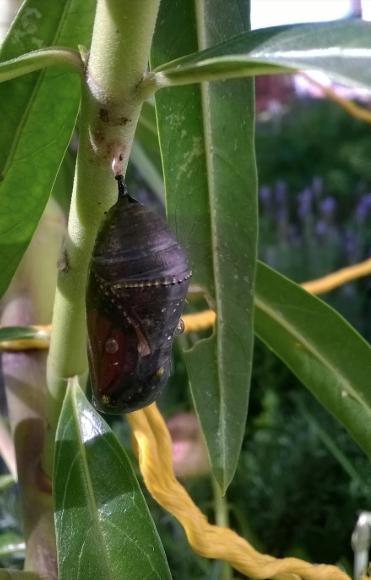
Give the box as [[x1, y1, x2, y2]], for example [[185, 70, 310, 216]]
[[72, 393, 115, 580], [254, 295, 371, 419], [194, 0, 226, 479]]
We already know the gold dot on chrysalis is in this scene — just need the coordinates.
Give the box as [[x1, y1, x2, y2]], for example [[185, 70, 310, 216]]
[[174, 318, 185, 335], [105, 338, 119, 353], [102, 395, 111, 405], [156, 368, 164, 377]]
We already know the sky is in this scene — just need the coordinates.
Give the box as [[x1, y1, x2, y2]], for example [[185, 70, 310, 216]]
[[250, 0, 369, 29]]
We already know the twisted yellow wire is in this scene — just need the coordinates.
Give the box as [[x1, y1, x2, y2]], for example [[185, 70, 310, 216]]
[[300, 72, 371, 125], [182, 257, 371, 333], [127, 403, 351, 580], [301, 258, 371, 295]]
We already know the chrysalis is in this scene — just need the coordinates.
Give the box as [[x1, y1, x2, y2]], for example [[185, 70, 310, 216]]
[[86, 176, 191, 414]]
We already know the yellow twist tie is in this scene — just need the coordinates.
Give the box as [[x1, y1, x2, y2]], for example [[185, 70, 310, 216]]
[[182, 257, 371, 333], [127, 403, 351, 580]]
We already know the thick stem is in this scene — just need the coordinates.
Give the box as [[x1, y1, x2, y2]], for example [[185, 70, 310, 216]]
[[44, 0, 161, 477]]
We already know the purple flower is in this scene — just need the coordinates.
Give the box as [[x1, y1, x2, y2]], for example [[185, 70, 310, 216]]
[[297, 188, 313, 220], [319, 196, 336, 217], [355, 193, 371, 223], [274, 180, 287, 205]]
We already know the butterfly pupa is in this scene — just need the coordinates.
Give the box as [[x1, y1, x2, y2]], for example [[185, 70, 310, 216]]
[[86, 176, 191, 414]]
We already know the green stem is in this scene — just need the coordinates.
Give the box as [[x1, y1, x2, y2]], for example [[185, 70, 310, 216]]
[[143, 63, 292, 91], [0, 47, 83, 82], [211, 476, 233, 580], [43, 0, 161, 478]]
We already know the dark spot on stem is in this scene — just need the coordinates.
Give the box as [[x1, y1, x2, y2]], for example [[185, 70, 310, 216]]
[[119, 116, 130, 126], [99, 108, 110, 122]]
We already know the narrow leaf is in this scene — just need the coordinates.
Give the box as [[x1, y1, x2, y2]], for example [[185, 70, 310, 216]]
[[255, 262, 371, 461], [0, 0, 96, 299], [0, 326, 47, 342], [54, 380, 172, 580], [152, 0, 257, 492], [152, 20, 371, 90]]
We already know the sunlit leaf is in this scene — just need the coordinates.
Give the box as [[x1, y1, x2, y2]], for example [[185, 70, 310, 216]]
[[152, 0, 257, 492], [153, 20, 371, 89], [255, 262, 371, 461], [0, 0, 96, 299], [54, 380, 172, 580]]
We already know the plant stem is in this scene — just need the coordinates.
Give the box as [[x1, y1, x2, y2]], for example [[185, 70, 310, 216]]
[[43, 0, 161, 478], [211, 475, 233, 580], [0, 48, 83, 83]]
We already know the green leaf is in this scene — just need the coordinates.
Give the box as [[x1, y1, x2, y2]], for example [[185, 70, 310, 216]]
[[136, 100, 161, 155], [255, 262, 371, 461], [0, 533, 25, 558], [0, 0, 96, 300], [152, 0, 257, 492], [0, 326, 47, 342], [54, 380, 172, 580], [152, 20, 371, 89]]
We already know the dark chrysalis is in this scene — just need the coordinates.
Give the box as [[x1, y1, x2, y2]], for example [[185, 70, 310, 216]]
[[86, 176, 192, 414]]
